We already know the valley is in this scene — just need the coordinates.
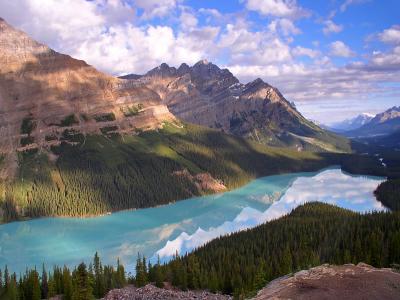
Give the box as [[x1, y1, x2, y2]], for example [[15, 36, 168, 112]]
[[0, 168, 387, 286], [0, 6, 399, 300]]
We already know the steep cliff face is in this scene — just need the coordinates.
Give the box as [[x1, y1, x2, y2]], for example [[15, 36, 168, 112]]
[[121, 61, 349, 152], [0, 18, 174, 177]]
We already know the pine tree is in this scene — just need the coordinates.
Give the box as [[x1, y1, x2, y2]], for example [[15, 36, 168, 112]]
[[116, 258, 126, 288], [135, 254, 148, 287], [23, 269, 41, 300], [280, 246, 293, 275], [4, 265, 10, 292], [41, 264, 48, 299], [93, 252, 104, 297], [63, 266, 73, 300], [72, 263, 93, 300], [187, 256, 200, 289], [208, 267, 219, 293], [47, 275, 57, 298], [0, 269, 2, 293], [18, 276, 25, 300], [253, 261, 266, 291], [154, 256, 164, 288], [6, 273, 18, 300]]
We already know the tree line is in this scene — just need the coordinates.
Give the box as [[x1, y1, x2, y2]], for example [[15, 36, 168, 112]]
[[0, 122, 389, 223], [375, 179, 400, 211], [1, 123, 339, 222], [1, 203, 399, 299], [155, 202, 400, 298], [0, 253, 126, 300]]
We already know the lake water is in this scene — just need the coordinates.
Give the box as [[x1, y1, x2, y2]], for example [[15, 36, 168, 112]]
[[0, 167, 385, 274]]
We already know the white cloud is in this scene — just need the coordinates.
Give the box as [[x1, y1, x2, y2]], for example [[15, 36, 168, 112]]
[[0, 0, 221, 75], [323, 20, 343, 35], [219, 22, 264, 53], [0, 0, 106, 49], [231, 37, 292, 65], [269, 18, 301, 36], [134, 0, 179, 19], [180, 11, 198, 30], [340, 0, 369, 12], [329, 41, 354, 57], [244, 0, 309, 19], [378, 25, 400, 44], [292, 46, 320, 58], [369, 46, 400, 69], [199, 8, 222, 19]]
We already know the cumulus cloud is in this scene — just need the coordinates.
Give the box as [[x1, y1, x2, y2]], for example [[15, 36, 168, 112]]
[[199, 8, 223, 19], [180, 11, 198, 30], [378, 25, 400, 44], [329, 41, 355, 57], [269, 18, 301, 36], [244, 0, 310, 19], [0, 0, 221, 75], [134, 0, 180, 19], [323, 20, 343, 35], [292, 46, 320, 58], [219, 22, 263, 53]]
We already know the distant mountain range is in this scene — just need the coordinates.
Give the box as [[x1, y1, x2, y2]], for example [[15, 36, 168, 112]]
[[330, 113, 375, 132], [343, 106, 400, 138], [326, 107, 400, 138]]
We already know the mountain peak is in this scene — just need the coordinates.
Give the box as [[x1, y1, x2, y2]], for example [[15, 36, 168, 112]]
[[361, 112, 375, 118], [195, 59, 210, 66], [0, 18, 175, 162], [159, 62, 171, 69], [146, 63, 177, 77]]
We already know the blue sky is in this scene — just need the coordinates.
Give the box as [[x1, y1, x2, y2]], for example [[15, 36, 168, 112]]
[[1, 0, 399, 124]]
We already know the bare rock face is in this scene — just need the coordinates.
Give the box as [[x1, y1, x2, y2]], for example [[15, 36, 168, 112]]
[[102, 284, 232, 300], [121, 61, 330, 149], [253, 263, 400, 300], [0, 18, 174, 178]]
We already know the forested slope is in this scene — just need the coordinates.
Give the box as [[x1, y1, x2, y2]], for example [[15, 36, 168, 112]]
[[0, 122, 385, 223], [157, 202, 400, 297], [1, 202, 399, 300]]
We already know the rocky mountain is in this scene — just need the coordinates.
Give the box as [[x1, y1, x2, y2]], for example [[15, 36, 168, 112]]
[[120, 61, 349, 152], [345, 106, 400, 137], [0, 17, 174, 178], [0, 17, 355, 223], [330, 113, 375, 132]]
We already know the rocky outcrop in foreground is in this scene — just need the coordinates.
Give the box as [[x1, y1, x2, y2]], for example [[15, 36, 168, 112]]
[[253, 263, 400, 300], [102, 284, 232, 300]]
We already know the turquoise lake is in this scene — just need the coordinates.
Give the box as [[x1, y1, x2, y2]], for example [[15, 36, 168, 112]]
[[0, 167, 385, 274]]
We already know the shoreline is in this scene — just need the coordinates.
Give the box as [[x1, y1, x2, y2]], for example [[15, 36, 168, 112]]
[[0, 164, 385, 226]]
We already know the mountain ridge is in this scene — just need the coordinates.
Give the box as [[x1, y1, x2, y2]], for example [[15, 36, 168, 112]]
[[0, 17, 359, 223], [329, 113, 375, 132], [345, 106, 400, 137], [120, 61, 349, 152], [0, 17, 175, 178]]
